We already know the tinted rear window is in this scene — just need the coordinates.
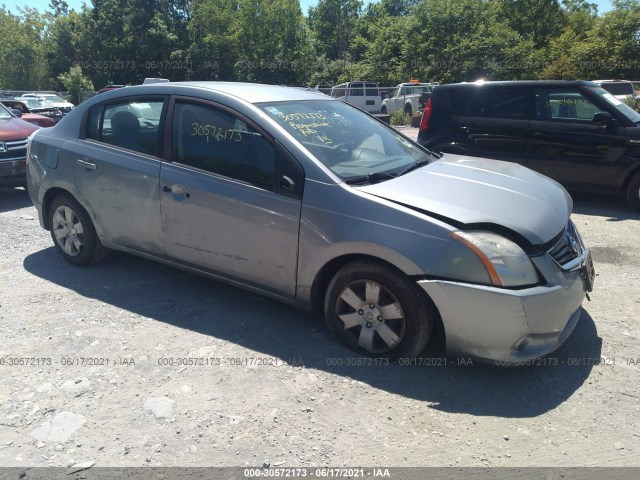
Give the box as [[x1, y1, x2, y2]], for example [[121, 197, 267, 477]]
[[365, 83, 379, 96], [599, 82, 634, 96], [450, 90, 474, 116], [467, 88, 529, 119]]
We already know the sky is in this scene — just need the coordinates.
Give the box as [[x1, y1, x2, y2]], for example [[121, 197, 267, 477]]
[[0, 1, 619, 17]]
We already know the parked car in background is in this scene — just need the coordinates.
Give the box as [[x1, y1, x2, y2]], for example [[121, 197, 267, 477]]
[[142, 78, 170, 85], [26, 81, 594, 363], [381, 81, 435, 116], [18, 97, 66, 123], [0, 99, 55, 127], [0, 102, 39, 187], [591, 79, 636, 101], [97, 84, 126, 94], [331, 81, 381, 113], [418, 80, 640, 211], [313, 85, 332, 95], [20, 93, 74, 113]]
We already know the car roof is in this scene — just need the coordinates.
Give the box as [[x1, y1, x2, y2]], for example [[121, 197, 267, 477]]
[[435, 80, 599, 90], [105, 81, 331, 103]]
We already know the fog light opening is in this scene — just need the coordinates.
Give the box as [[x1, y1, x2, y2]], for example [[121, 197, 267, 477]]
[[514, 336, 530, 352]]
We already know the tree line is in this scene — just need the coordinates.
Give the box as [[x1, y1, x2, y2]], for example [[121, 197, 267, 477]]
[[1, 0, 640, 94]]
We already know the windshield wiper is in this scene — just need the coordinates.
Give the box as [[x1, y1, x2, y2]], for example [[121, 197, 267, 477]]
[[345, 171, 397, 185], [398, 158, 432, 176]]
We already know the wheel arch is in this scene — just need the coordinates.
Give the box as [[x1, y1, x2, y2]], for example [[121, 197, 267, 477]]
[[622, 163, 640, 193], [308, 253, 445, 344], [42, 187, 76, 230]]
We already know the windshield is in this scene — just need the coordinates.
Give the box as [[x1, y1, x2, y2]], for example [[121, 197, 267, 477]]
[[0, 103, 12, 119], [590, 86, 640, 122], [43, 95, 67, 103], [21, 98, 52, 109], [259, 100, 431, 181]]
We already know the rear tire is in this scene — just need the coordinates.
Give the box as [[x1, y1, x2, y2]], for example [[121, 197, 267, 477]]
[[627, 172, 640, 212], [324, 261, 434, 360], [404, 104, 412, 116], [381, 106, 387, 115], [49, 194, 110, 265]]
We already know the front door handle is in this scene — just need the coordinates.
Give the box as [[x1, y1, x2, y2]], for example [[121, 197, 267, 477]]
[[77, 159, 96, 170], [162, 184, 190, 201]]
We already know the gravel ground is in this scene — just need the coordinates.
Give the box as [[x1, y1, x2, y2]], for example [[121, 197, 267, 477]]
[[1, 128, 639, 469]]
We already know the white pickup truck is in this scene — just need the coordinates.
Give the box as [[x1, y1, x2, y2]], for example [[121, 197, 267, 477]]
[[381, 82, 436, 116]]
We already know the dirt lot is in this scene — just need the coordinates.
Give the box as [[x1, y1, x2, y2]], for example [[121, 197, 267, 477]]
[[1, 128, 639, 469]]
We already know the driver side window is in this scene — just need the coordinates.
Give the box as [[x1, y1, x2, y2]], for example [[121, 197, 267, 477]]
[[536, 90, 601, 122]]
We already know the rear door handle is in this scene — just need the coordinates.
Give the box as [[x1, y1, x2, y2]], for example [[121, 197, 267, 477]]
[[77, 159, 96, 170]]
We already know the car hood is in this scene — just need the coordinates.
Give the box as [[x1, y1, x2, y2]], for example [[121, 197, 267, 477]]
[[0, 117, 39, 140], [356, 154, 572, 245]]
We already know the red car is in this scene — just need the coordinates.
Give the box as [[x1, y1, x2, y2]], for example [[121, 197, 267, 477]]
[[0, 103, 40, 188], [0, 99, 56, 127], [97, 84, 126, 94]]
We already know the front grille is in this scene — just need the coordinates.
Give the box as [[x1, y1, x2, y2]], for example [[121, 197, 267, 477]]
[[548, 220, 584, 270], [0, 139, 28, 161]]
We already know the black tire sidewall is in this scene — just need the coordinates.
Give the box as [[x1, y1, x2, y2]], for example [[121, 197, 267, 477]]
[[49, 194, 100, 266], [324, 262, 433, 360], [627, 173, 640, 212]]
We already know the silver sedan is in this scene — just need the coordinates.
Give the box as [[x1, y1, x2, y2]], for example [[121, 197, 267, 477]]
[[26, 82, 595, 363]]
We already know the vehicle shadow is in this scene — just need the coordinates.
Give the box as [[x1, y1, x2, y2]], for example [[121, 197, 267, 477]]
[[571, 191, 639, 221], [23, 248, 601, 419], [0, 187, 31, 213]]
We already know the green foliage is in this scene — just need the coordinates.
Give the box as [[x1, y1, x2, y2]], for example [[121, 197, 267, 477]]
[[498, 0, 567, 49], [309, 0, 362, 61], [234, 0, 311, 85], [3, 0, 640, 94], [0, 6, 50, 89], [187, 0, 238, 80], [390, 110, 412, 125], [57, 65, 94, 104], [624, 94, 640, 112]]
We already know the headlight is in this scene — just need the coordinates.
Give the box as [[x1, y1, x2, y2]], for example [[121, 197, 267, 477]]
[[450, 231, 538, 287]]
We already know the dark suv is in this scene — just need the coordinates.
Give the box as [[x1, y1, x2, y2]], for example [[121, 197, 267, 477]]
[[418, 80, 640, 211]]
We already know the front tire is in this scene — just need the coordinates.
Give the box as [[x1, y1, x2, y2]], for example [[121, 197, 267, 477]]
[[324, 261, 434, 359], [381, 106, 387, 115], [404, 104, 413, 116], [627, 172, 640, 212], [49, 194, 110, 265]]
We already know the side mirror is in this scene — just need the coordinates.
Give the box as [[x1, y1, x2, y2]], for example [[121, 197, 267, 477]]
[[11, 108, 22, 117], [592, 111, 616, 128]]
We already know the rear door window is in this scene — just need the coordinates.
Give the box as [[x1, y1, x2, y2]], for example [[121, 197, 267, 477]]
[[468, 88, 530, 119], [349, 83, 365, 96], [365, 83, 379, 96], [87, 99, 165, 156]]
